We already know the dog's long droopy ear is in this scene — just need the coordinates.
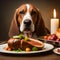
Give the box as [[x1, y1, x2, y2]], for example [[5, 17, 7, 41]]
[[8, 9, 20, 37], [35, 9, 47, 37]]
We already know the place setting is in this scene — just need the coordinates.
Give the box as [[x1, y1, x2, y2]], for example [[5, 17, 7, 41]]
[[0, 33, 54, 55], [0, 4, 60, 56]]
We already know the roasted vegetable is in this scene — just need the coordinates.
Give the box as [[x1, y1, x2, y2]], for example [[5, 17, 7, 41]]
[[32, 47, 38, 51]]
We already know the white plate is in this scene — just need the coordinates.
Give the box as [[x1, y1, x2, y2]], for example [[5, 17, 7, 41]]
[[53, 48, 60, 55], [0, 43, 54, 54]]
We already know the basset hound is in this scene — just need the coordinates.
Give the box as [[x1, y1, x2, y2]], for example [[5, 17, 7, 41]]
[[9, 4, 49, 38]]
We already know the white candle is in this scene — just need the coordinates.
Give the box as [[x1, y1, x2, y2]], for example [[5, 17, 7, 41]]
[[51, 9, 59, 34]]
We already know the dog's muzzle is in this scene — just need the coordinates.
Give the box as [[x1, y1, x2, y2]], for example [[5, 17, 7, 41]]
[[24, 19, 31, 31], [23, 19, 32, 37]]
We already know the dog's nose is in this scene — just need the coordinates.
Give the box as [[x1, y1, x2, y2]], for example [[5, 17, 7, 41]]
[[24, 19, 31, 26]]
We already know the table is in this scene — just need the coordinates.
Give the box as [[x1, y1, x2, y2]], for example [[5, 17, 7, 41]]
[[0, 41, 60, 60], [0, 49, 60, 60]]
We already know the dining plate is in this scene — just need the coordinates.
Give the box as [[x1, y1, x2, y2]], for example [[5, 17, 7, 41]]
[[38, 36, 60, 46], [0, 43, 54, 54], [53, 48, 60, 55]]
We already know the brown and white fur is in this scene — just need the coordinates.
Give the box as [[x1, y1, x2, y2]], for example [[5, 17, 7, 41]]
[[9, 4, 49, 38]]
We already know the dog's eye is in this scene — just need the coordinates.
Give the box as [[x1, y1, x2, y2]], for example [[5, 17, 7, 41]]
[[19, 10, 25, 14], [31, 10, 36, 16]]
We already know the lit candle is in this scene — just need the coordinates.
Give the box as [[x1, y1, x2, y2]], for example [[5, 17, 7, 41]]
[[51, 9, 59, 34]]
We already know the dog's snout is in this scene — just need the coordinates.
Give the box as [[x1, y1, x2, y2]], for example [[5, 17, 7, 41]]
[[24, 19, 31, 26]]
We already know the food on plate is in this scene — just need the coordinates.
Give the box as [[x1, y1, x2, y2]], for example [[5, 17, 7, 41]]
[[13, 34, 24, 39], [56, 38, 60, 42], [8, 38, 21, 50], [53, 48, 60, 54], [4, 45, 11, 51], [5, 34, 44, 52], [32, 47, 38, 51], [55, 28, 60, 38], [25, 47, 31, 52], [57, 49, 60, 53], [44, 34, 60, 42]]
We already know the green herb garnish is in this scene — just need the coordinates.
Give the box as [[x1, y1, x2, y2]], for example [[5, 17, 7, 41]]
[[32, 47, 38, 51], [12, 48, 22, 52], [24, 36, 29, 41], [18, 34, 24, 39], [13, 36, 19, 39], [13, 34, 23, 39], [16, 48, 22, 52]]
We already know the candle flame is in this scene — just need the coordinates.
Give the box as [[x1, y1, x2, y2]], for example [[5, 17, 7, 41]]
[[53, 9, 56, 18]]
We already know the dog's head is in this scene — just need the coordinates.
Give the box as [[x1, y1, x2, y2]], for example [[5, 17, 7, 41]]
[[9, 4, 47, 37]]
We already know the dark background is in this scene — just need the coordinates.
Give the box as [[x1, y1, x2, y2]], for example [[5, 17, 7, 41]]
[[0, 0, 60, 41]]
